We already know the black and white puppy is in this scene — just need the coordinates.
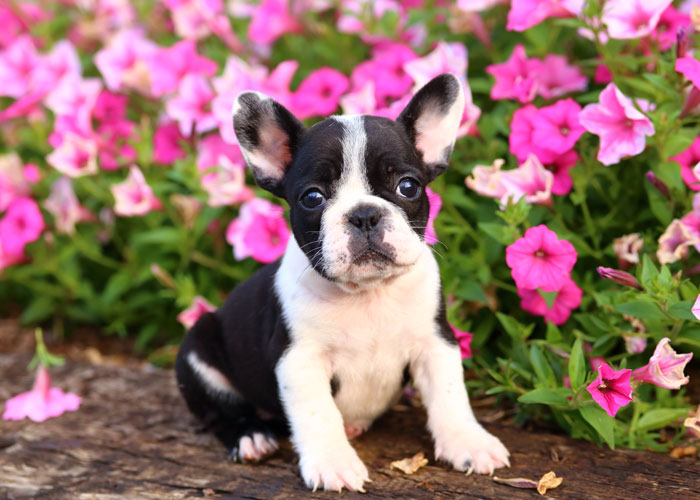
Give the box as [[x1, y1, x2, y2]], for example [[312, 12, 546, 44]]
[[175, 73, 510, 492]]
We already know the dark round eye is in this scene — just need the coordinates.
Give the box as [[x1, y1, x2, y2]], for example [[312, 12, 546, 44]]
[[396, 178, 421, 199], [300, 189, 326, 210]]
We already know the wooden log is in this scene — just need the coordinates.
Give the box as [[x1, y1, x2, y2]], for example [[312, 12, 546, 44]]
[[0, 353, 698, 500]]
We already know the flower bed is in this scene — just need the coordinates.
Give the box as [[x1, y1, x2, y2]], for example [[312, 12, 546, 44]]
[[0, 0, 698, 450]]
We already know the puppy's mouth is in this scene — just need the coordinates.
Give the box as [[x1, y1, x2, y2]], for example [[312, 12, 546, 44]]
[[352, 246, 394, 266]]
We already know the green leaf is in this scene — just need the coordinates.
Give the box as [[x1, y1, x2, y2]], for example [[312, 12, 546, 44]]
[[529, 344, 556, 387], [518, 388, 573, 405], [569, 337, 586, 389], [455, 280, 487, 303], [614, 301, 666, 320], [132, 227, 182, 247], [496, 313, 533, 340], [668, 301, 696, 321], [640, 254, 658, 289], [20, 296, 56, 325], [538, 289, 558, 309], [478, 222, 520, 246], [636, 408, 689, 432], [579, 406, 615, 449], [546, 322, 562, 343]]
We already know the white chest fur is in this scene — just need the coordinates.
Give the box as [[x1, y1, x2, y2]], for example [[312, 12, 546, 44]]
[[275, 237, 442, 429]]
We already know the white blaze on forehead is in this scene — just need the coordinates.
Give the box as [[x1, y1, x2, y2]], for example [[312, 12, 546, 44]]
[[332, 115, 369, 194]]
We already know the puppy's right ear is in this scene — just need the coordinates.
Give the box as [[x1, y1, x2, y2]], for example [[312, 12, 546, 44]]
[[233, 92, 306, 198]]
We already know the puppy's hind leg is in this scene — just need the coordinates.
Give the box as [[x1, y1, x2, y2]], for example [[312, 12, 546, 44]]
[[175, 312, 281, 462]]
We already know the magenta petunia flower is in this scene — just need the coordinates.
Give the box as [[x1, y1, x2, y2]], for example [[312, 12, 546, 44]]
[[166, 73, 217, 136], [144, 39, 218, 97], [177, 296, 217, 329], [517, 276, 582, 325], [153, 122, 187, 165], [0, 35, 41, 98], [586, 363, 633, 418], [578, 84, 655, 166], [110, 166, 162, 217], [548, 149, 579, 196], [291, 67, 349, 119], [425, 187, 442, 245], [43, 177, 95, 235], [0, 196, 45, 258], [248, 0, 302, 46], [3, 365, 81, 422], [351, 42, 417, 107], [226, 198, 290, 263], [450, 324, 473, 359], [632, 338, 693, 390], [603, 0, 673, 40], [506, 224, 577, 292], [652, 6, 690, 50], [506, 0, 582, 32], [531, 98, 585, 156], [510, 105, 558, 164], [670, 136, 700, 191], [486, 44, 541, 104]]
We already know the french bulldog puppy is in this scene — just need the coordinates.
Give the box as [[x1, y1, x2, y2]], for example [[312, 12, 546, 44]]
[[175, 73, 510, 492]]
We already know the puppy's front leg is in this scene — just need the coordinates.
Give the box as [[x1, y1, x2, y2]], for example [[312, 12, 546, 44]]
[[276, 346, 369, 492], [412, 335, 510, 475]]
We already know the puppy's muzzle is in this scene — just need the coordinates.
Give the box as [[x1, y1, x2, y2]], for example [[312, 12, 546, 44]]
[[346, 205, 396, 264]]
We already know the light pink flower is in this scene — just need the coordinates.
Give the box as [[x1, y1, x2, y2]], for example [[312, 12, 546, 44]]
[[457, 0, 504, 12], [498, 155, 554, 206], [45, 76, 103, 135], [0, 153, 32, 212], [47, 133, 99, 178], [94, 29, 157, 93], [465, 159, 507, 200], [425, 187, 442, 245], [31, 39, 82, 95], [196, 134, 244, 172], [291, 67, 349, 119], [692, 294, 700, 321], [603, 0, 673, 40], [578, 84, 655, 166], [153, 122, 187, 165], [144, 40, 218, 97], [450, 324, 473, 359], [670, 136, 700, 191], [340, 82, 376, 115], [623, 335, 648, 355], [0, 35, 41, 98], [110, 167, 162, 217], [632, 338, 693, 390], [486, 44, 541, 104], [531, 98, 584, 155], [506, 224, 577, 292], [201, 157, 254, 207], [248, 0, 302, 45], [226, 198, 290, 263], [586, 363, 633, 418], [613, 233, 644, 267], [43, 177, 95, 235], [177, 296, 217, 329], [535, 54, 588, 99], [518, 276, 582, 325], [166, 73, 217, 136], [507, 0, 582, 31], [2, 365, 81, 422], [657, 219, 700, 264], [0, 196, 45, 257], [165, 0, 226, 41]]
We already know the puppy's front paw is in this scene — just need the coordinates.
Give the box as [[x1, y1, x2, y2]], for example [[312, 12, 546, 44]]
[[230, 432, 279, 462], [435, 424, 510, 475], [299, 443, 370, 492]]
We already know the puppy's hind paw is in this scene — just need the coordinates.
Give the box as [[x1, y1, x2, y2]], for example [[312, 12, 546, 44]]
[[229, 432, 279, 463]]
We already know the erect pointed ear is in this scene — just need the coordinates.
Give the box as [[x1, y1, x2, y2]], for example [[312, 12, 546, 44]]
[[233, 91, 307, 198], [397, 73, 465, 181]]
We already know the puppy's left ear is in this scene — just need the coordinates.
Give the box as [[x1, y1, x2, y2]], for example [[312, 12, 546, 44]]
[[397, 73, 465, 181]]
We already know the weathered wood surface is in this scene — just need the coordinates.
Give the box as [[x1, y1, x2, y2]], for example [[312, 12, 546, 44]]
[[0, 353, 698, 500]]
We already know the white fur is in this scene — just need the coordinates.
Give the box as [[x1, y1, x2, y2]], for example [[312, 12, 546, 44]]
[[414, 85, 465, 165], [187, 352, 240, 399], [235, 433, 279, 462]]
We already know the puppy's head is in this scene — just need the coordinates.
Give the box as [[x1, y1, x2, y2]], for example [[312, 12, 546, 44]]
[[233, 74, 465, 290]]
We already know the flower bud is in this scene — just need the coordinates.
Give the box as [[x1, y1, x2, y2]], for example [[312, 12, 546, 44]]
[[645, 171, 670, 199], [596, 267, 643, 290], [677, 27, 688, 59]]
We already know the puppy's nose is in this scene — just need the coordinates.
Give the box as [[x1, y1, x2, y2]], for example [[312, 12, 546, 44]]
[[348, 205, 382, 231]]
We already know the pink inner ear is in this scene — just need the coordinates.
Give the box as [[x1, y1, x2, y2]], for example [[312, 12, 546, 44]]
[[247, 119, 292, 181], [414, 98, 463, 165]]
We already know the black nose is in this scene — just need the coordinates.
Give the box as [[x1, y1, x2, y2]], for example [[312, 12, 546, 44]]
[[348, 205, 382, 231]]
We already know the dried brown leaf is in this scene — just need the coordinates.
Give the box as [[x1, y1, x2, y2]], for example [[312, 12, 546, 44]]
[[203, 488, 215, 497], [670, 446, 698, 459], [493, 476, 538, 489], [391, 452, 429, 474], [537, 471, 563, 495]]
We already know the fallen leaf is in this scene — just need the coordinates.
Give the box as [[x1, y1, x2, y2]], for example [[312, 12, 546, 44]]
[[203, 488, 215, 497], [537, 471, 563, 495], [391, 452, 429, 474], [493, 476, 538, 489], [670, 446, 698, 459]]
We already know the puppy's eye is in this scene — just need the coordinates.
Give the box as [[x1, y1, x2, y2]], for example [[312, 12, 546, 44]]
[[300, 189, 326, 210], [396, 178, 421, 199]]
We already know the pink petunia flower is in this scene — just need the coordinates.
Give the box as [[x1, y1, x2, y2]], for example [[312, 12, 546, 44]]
[[518, 277, 582, 325], [31, 39, 82, 95], [93, 90, 128, 124], [177, 296, 217, 329], [531, 98, 585, 156], [656, 219, 700, 264], [2, 365, 81, 422], [506, 224, 577, 292], [45, 75, 103, 136], [291, 67, 349, 119], [651, 6, 690, 50], [450, 324, 473, 359], [623, 335, 648, 355], [94, 29, 157, 93], [153, 122, 187, 165], [166, 73, 217, 136], [603, 0, 673, 40], [676, 55, 700, 91], [631, 338, 693, 390], [43, 177, 95, 235], [692, 294, 700, 321], [0, 153, 33, 212], [548, 149, 578, 196], [351, 42, 417, 107], [46, 133, 99, 178], [0, 196, 45, 257], [201, 157, 254, 207], [248, 0, 302, 46], [507, 0, 582, 32], [486, 44, 541, 104], [0, 35, 41, 98], [586, 363, 633, 418], [594, 64, 613, 84], [425, 187, 442, 245], [613, 233, 644, 268], [510, 105, 558, 164], [465, 159, 507, 200], [144, 40, 218, 97], [196, 134, 244, 172], [96, 119, 138, 171], [498, 155, 554, 207], [340, 82, 377, 115], [670, 135, 700, 192], [578, 84, 655, 166], [226, 198, 290, 263], [110, 166, 162, 217], [535, 54, 588, 99]]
